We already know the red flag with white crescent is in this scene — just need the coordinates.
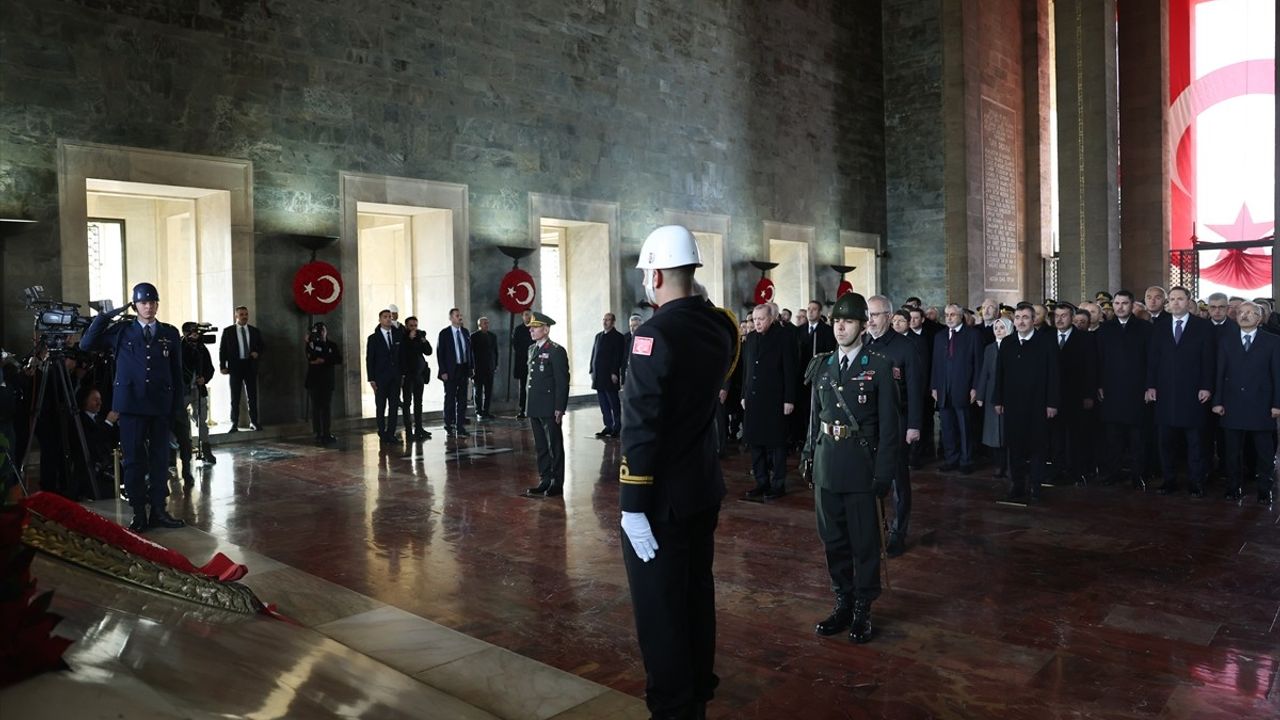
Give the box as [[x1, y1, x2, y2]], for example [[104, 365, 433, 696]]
[[753, 278, 775, 305], [499, 268, 537, 313], [293, 262, 343, 315], [837, 280, 854, 299]]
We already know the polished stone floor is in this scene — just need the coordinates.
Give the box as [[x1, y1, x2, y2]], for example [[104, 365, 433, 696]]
[[34, 406, 1280, 718]]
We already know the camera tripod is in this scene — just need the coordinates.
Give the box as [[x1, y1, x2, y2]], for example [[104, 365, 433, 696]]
[[19, 351, 108, 501]]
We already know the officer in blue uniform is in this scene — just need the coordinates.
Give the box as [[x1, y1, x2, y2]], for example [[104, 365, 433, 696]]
[[80, 282, 186, 533]]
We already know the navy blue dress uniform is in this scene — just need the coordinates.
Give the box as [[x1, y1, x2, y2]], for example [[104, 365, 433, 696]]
[[304, 324, 342, 444], [80, 282, 185, 532], [994, 329, 1060, 500], [1146, 312, 1215, 496], [590, 325, 626, 436], [802, 292, 900, 644], [1213, 326, 1280, 503], [366, 320, 404, 443], [522, 313, 570, 497], [863, 327, 923, 556], [1096, 315, 1153, 484], [740, 322, 798, 496], [931, 321, 982, 470], [619, 293, 738, 720]]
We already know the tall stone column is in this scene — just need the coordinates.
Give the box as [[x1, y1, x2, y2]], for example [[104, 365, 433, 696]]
[[1054, 0, 1120, 300], [1117, 0, 1170, 293]]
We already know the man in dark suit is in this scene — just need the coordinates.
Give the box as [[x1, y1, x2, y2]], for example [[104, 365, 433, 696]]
[[1145, 286, 1168, 324], [1096, 290, 1153, 486], [80, 282, 186, 533], [865, 294, 923, 557], [994, 304, 1060, 500], [621, 314, 642, 387], [470, 316, 498, 420], [906, 306, 937, 466], [511, 310, 534, 418], [400, 316, 433, 441], [73, 385, 119, 502], [1051, 304, 1098, 485], [218, 305, 265, 431], [741, 303, 797, 499], [931, 304, 982, 473], [437, 308, 473, 437], [1205, 292, 1238, 475], [366, 309, 403, 444], [1146, 286, 1215, 497], [590, 312, 626, 437], [522, 312, 571, 497], [1212, 301, 1279, 504]]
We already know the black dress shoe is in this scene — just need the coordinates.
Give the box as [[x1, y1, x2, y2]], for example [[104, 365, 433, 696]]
[[516, 413, 527, 419], [324, 434, 338, 444], [128, 513, 149, 533], [227, 426, 239, 434], [182, 473, 196, 489], [815, 597, 853, 636], [849, 599, 874, 644], [1225, 488, 1244, 501], [886, 534, 905, 558], [249, 423, 262, 431], [148, 509, 185, 529], [938, 463, 958, 472], [764, 488, 786, 499], [1189, 486, 1206, 499], [745, 486, 767, 499], [1005, 487, 1026, 502], [523, 484, 551, 497], [542, 486, 563, 497], [595, 428, 610, 438], [1157, 482, 1178, 495]]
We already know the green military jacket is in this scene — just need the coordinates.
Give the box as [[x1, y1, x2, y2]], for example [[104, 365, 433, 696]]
[[802, 346, 901, 494], [525, 340, 570, 418]]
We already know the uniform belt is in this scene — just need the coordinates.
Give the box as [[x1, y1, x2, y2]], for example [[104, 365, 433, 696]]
[[820, 421, 875, 442]]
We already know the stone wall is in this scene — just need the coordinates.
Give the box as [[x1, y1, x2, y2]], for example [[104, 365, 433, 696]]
[[1, 0, 885, 420]]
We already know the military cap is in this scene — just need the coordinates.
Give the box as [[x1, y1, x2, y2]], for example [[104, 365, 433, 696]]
[[527, 311, 556, 327], [831, 291, 868, 322], [1095, 290, 1113, 302]]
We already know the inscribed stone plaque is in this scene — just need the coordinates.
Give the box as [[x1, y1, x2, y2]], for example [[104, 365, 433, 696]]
[[981, 98, 1020, 292]]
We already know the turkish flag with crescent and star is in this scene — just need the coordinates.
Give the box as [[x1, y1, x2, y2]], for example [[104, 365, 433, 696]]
[[293, 261, 344, 314], [753, 277, 775, 306], [499, 268, 537, 313]]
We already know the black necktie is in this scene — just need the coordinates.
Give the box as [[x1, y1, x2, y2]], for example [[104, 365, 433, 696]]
[[1245, 334, 1253, 352], [840, 356, 850, 375], [143, 325, 153, 344]]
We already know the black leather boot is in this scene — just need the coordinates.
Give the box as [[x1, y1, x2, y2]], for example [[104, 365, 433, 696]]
[[128, 509, 149, 534], [886, 532, 906, 558], [815, 595, 853, 636], [849, 598, 874, 644], [148, 508, 185, 529]]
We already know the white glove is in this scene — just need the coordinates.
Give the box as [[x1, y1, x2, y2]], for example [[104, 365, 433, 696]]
[[621, 511, 659, 562]]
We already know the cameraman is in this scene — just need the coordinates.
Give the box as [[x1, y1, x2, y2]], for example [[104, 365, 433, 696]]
[[181, 322, 217, 465], [400, 316, 433, 441], [74, 385, 119, 497], [80, 282, 185, 533], [305, 322, 341, 445]]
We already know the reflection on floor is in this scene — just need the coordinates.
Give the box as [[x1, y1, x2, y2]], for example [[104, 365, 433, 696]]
[[15, 407, 1280, 718]]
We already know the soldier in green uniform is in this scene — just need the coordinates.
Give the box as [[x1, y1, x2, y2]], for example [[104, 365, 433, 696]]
[[801, 291, 900, 643], [522, 312, 570, 498]]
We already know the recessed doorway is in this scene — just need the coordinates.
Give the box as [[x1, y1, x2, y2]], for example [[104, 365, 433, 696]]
[[356, 202, 456, 418], [538, 217, 613, 395], [765, 221, 815, 318]]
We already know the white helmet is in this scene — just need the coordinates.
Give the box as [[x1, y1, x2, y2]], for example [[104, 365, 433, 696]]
[[637, 225, 703, 270]]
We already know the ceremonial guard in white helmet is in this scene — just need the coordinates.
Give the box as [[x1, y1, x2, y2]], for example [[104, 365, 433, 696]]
[[620, 225, 740, 720]]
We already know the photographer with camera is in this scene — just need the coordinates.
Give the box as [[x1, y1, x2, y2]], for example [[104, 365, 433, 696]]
[[305, 322, 341, 445], [181, 322, 217, 465], [400, 316, 433, 442], [80, 282, 186, 533], [74, 385, 119, 497]]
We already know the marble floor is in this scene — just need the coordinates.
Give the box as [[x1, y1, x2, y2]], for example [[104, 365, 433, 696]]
[[15, 406, 1280, 718]]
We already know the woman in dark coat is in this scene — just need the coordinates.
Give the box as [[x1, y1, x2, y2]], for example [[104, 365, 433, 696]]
[[305, 322, 342, 445], [740, 306, 798, 498], [975, 317, 1011, 476]]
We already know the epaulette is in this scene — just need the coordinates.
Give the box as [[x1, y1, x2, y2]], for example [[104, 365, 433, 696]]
[[710, 304, 742, 380], [804, 352, 833, 383]]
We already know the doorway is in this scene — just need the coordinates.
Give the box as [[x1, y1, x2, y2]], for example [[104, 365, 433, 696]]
[[538, 218, 612, 395], [769, 239, 811, 318], [356, 202, 455, 418], [842, 247, 878, 298], [85, 178, 234, 433]]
